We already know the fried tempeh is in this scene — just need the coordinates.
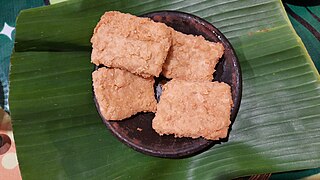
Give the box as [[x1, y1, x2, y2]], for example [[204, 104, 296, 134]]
[[152, 79, 232, 140], [162, 30, 224, 81], [91, 11, 172, 77], [92, 67, 157, 120]]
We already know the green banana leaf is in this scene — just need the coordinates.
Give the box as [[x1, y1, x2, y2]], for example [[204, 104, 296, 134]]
[[9, 0, 320, 179]]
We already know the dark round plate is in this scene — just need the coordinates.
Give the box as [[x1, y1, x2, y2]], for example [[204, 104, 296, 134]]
[[93, 11, 242, 158]]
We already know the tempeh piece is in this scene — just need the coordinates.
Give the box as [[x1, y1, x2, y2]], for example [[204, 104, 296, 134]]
[[152, 79, 232, 140], [162, 30, 224, 81], [92, 67, 157, 120], [91, 11, 172, 77]]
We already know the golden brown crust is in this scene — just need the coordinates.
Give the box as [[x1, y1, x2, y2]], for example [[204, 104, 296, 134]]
[[91, 11, 171, 77], [92, 67, 157, 120], [152, 79, 232, 140], [162, 29, 224, 81]]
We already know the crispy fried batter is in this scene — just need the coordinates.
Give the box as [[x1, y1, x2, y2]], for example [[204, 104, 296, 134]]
[[92, 67, 157, 120], [91, 11, 171, 77], [152, 79, 232, 140], [162, 30, 224, 81]]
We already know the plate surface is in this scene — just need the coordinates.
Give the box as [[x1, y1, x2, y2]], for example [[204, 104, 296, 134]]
[[94, 11, 242, 158]]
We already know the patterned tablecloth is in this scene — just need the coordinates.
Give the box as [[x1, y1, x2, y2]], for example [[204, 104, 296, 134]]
[[0, 0, 319, 179]]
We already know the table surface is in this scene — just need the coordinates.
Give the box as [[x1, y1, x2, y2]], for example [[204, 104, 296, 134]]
[[0, 0, 319, 179]]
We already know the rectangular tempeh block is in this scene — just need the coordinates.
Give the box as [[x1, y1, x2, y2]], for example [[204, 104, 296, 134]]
[[162, 30, 224, 81], [152, 79, 233, 140], [92, 67, 157, 120], [91, 11, 172, 77]]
